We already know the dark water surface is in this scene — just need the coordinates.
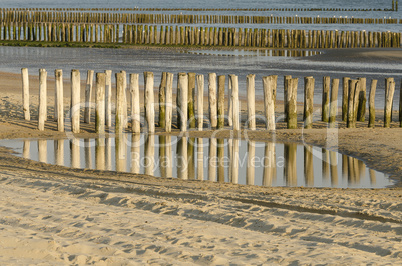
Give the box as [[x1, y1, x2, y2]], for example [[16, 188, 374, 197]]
[[0, 135, 396, 189]]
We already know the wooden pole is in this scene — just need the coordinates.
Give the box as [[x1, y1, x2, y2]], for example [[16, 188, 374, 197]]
[[129, 73, 140, 133], [84, 70, 94, 123], [247, 74, 256, 130], [21, 68, 30, 120], [115, 72, 125, 134], [196, 74, 204, 130], [357, 77, 367, 122], [400, 80, 402, 127], [262, 75, 276, 131], [227, 75, 232, 126], [384, 78, 395, 128], [284, 75, 292, 121], [329, 78, 340, 127], [55, 69, 64, 132], [177, 72, 188, 132], [342, 77, 350, 122], [347, 80, 359, 128], [95, 72, 105, 133], [71, 69, 80, 134], [208, 73, 217, 128], [144, 71, 155, 133], [38, 69, 47, 131], [165, 72, 173, 132], [121, 70, 128, 128], [229, 74, 240, 131], [368, 79, 377, 128], [217, 75, 225, 129], [105, 70, 112, 128], [322, 76, 330, 122], [287, 78, 298, 129], [158, 72, 167, 128], [188, 72, 196, 128], [303, 76, 315, 129]]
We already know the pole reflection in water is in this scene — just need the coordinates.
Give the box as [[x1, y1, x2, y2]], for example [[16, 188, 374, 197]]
[[165, 135, 173, 178], [263, 142, 276, 186], [144, 134, 155, 176], [208, 138, 217, 182], [304, 145, 314, 187], [55, 139, 64, 166], [131, 134, 141, 174], [369, 169, 377, 185], [70, 139, 80, 168], [159, 135, 166, 177], [105, 138, 112, 171], [247, 140, 255, 186], [322, 148, 330, 182], [230, 139, 239, 184], [84, 139, 93, 169], [115, 134, 127, 172], [95, 138, 105, 171], [196, 138, 204, 181], [342, 154, 348, 182], [330, 151, 338, 186], [284, 143, 297, 186], [23, 140, 30, 159], [38, 139, 47, 163], [217, 138, 225, 183], [177, 136, 188, 180], [188, 138, 195, 180], [227, 138, 232, 183]]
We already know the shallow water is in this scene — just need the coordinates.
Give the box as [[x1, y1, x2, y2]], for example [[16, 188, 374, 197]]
[[0, 135, 396, 188]]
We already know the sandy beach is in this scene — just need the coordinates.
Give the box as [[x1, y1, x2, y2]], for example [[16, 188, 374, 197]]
[[0, 54, 401, 264]]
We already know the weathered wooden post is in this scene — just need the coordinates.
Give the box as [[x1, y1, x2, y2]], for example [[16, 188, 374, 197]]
[[55, 69, 64, 132], [144, 71, 155, 133], [121, 70, 128, 128], [347, 79, 359, 128], [229, 74, 240, 131], [208, 73, 217, 128], [188, 72, 196, 128], [21, 68, 30, 120], [84, 70, 94, 123], [115, 72, 125, 133], [342, 77, 350, 121], [303, 76, 315, 129], [177, 72, 188, 132], [262, 75, 276, 130], [329, 78, 340, 127], [129, 73, 140, 133], [71, 69, 80, 133], [227, 75, 232, 126], [247, 74, 256, 130], [196, 74, 204, 130], [287, 78, 298, 129], [165, 72, 174, 132], [399, 81, 402, 127], [322, 76, 330, 122], [384, 77, 395, 128], [368, 79, 377, 128], [158, 72, 167, 128], [217, 75, 225, 129], [357, 77, 367, 122], [105, 70, 112, 128], [95, 72, 105, 133], [284, 75, 292, 120], [38, 69, 47, 131]]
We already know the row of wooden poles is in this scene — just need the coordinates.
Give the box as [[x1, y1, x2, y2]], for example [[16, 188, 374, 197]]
[[2, 23, 401, 49], [2, 10, 401, 25], [23, 137, 375, 187], [21, 68, 402, 134], [3, 5, 398, 12]]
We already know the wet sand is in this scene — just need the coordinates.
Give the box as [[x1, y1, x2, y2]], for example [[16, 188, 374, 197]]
[[0, 53, 401, 264]]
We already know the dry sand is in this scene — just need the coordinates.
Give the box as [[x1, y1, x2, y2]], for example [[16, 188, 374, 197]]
[[0, 70, 401, 264]]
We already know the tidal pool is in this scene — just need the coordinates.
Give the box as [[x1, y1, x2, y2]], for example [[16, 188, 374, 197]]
[[0, 135, 395, 188]]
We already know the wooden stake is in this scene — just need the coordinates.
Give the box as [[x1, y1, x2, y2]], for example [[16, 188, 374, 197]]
[[303, 76, 315, 129], [188, 72, 196, 128], [229, 74, 240, 131], [115, 72, 125, 133], [177, 72, 188, 132], [165, 73, 173, 132], [105, 70, 112, 128], [357, 77, 367, 122], [208, 73, 217, 128], [368, 79, 377, 128], [144, 71, 155, 133], [329, 78, 340, 127], [129, 73, 140, 133], [322, 76, 330, 122], [196, 74, 204, 130], [384, 78, 395, 128], [55, 69, 64, 132], [262, 75, 276, 131], [247, 74, 256, 130], [38, 69, 47, 131], [217, 75, 225, 129], [71, 69, 80, 133], [287, 78, 298, 129], [342, 77, 350, 121], [21, 68, 30, 120], [95, 72, 105, 133], [84, 70, 94, 123], [158, 72, 167, 128]]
